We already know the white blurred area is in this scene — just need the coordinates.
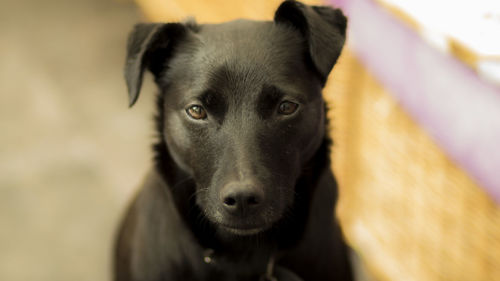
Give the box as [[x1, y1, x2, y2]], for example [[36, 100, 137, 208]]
[[380, 0, 500, 83]]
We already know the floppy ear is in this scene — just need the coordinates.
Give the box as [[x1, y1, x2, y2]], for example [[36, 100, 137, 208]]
[[124, 23, 187, 107], [274, 0, 347, 85]]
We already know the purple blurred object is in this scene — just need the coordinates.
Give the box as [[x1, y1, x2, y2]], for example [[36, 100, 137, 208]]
[[328, 0, 500, 203]]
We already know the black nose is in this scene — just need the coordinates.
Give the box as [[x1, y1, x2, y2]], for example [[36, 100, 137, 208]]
[[220, 182, 264, 216]]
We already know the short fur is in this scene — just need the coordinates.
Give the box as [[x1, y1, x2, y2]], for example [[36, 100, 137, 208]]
[[115, 1, 352, 280]]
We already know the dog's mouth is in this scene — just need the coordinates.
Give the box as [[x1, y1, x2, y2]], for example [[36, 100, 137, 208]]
[[219, 224, 265, 236]]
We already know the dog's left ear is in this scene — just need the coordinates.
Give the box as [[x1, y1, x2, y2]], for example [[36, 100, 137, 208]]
[[274, 0, 347, 85], [124, 23, 187, 107]]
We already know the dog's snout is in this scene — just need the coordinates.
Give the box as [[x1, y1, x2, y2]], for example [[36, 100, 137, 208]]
[[220, 182, 264, 216]]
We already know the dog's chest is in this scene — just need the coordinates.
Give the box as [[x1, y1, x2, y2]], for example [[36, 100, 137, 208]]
[[170, 246, 274, 281]]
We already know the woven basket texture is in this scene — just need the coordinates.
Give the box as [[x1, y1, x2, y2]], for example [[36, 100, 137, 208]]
[[327, 50, 500, 281]]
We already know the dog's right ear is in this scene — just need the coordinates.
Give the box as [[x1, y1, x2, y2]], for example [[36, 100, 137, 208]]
[[125, 23, 187, 107], [274, 1, 347, 86]]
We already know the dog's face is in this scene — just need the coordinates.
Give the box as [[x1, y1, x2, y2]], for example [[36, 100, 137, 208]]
[[161, 20, 328, 235], [124, 1, 346, 236]]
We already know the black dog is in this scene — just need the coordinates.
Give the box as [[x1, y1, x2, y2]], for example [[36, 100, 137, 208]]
[[114, 1, 352, 280]]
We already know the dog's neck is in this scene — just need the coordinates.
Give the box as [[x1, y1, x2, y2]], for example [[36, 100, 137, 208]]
[[153, 94, 332, 258]]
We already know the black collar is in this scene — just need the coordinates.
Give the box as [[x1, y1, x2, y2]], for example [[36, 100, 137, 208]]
[[203, 248, 279, 281]]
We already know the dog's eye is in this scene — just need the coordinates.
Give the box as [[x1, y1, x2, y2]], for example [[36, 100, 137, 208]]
[[186, 105, 207, 120], [278, 101, 299, 115]]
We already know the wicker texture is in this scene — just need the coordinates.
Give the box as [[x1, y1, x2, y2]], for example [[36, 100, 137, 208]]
[[327, 50, 500, 281]]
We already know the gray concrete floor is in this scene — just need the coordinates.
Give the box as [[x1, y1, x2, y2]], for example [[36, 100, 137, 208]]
[[0, 0, 158, 280]]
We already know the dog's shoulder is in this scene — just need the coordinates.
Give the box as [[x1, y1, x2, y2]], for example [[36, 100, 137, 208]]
[[124, 168, 193, 242], [115, 169, 207, 280]]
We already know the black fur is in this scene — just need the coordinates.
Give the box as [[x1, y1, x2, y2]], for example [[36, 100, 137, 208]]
[[115, 1, 352, 280]]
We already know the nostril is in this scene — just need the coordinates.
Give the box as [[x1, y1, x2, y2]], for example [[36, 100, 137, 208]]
[[247, 196, 259, 206], [223, 197, 236, 207], [220, 182, 264, 215]]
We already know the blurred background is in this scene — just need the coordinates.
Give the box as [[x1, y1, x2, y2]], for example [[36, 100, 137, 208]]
[[1, 0, 499, 281], [0, 0, 154, 280]]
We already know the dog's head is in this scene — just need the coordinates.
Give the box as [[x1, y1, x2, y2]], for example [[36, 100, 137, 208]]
[[124, 1, 346, 236]]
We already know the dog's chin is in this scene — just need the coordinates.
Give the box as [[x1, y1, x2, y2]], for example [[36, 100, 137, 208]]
[[207, 215, 275, 236], [202, 205, 285, 237]]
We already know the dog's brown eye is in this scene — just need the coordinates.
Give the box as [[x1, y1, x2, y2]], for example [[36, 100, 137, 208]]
[[278, 101, 299, 115], [186, 105, 207, 120]]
